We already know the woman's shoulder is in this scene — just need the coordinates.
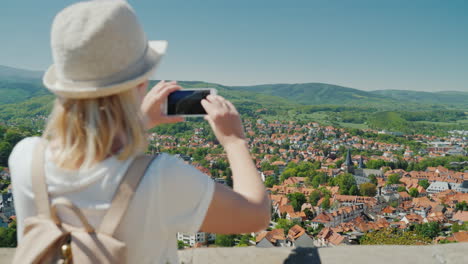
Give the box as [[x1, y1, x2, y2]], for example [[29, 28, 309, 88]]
[[8, 137, 43, 192], [151, 152, 192, 171], [8, 136, 42, 166]]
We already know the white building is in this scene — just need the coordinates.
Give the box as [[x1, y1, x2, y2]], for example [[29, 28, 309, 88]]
[[450, 181, 468, 193], [177, 232, 215, 247], [426, 181, 468, 194], [426, 181, 450, 194]]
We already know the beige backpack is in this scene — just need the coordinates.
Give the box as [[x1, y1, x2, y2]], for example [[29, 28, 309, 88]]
[[13, 141, 156, 264]]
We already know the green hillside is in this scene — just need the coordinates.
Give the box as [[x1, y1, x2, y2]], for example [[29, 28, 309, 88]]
[[0, 65, 43, 81], [370, 90, 468, 107], [368, 111, 408, 131], [0, 80, 49, 104], [233, 83, 391, 106], [233, 83, 468, 109], [0, 65, 466, 135]]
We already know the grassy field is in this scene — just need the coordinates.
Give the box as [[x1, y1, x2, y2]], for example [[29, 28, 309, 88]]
[[414, 119, 468, 126], [262, 111, 331, 124], [338, 122, 369, 129]]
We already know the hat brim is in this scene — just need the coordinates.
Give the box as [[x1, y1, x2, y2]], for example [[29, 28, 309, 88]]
[[43, 40, 167, 99]]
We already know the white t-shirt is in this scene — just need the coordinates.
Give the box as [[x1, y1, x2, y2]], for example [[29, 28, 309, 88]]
[[9, 137, 215, 264]]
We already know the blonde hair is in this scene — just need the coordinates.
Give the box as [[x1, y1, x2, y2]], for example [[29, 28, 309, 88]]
[[44, 89, 147, 169]]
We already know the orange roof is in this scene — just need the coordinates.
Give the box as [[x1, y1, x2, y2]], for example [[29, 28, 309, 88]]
[[312, 212, 332, 223], [283, 177, 306, 185], [382, 206, 396, 214], [404, 214, 423, 224], [425, 212, 446, 223], [288, 211, 307, 220], [278, 204, 295, 215], [256, 229, 286, 243], [317, 227, 345, 246], [412, 197, 437, 209], [287, 224, 306, 241], [453, 211, 468, 222], [398, 191, 411, 199], [453, 231, 468, 243], [271, 161, 286, 166]]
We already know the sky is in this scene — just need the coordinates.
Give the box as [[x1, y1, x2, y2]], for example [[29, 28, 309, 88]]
[[1, 0, 467, 92]]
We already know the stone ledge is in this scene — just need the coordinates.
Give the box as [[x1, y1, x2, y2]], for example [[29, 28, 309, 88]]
[[178, 244, 468, 264], [0, 244, 467, 263]]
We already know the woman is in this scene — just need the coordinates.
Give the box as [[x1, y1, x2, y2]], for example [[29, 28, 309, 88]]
[[9, 1, 270, 263]]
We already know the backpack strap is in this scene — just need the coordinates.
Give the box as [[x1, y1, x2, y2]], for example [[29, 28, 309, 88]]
[[31, 139, 52, 218], [98, 155, 156, 235]]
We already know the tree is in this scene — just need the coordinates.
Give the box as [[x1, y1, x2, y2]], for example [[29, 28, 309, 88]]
[[360, 228, 431, 245], [321, 196, 330, 210], [455, 201, 468, 211], [359, 183, 377, 197], [280, 211, 288, 219], [387, 174, 401, 185], [413, 222, 441, 239], [349, 185, 359, 196], [335, 159, 344, 168], [331, 173, 357, 195], [389, 200, 399, 208], [304, 208, 314, 219], [0, 142, 12, 167], [452, 222, 468, 233], [287, 192, 307, 211], [280, 168, 296, 182], [225, 169, 233, 188], [397, 186, 407, 192], [409, 188, 419, 198], [215, 234, 236, 247], [0, 220, 16, 247], [237, 234, 252, 247], [311, 223, 325, 236], [0, 126, 6, 139], [368, 174, 378, 185], [261, 162, 278, 173], [177, 240, 185, 249], [309, 190, 321, 206], [272, 212, 279, 222], [4, 129, 24, 146], [264, 176, 278, 188], [418, 179, 430, 189], [276, 219, 299, 234], [366, 159, 386, 170]]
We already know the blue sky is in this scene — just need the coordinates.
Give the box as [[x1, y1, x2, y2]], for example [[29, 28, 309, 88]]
[[1, 0, 467, 91]]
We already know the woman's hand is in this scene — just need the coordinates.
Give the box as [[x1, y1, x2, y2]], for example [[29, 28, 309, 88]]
[[201, 95, 246, 147], [141, 80, 184, 130]]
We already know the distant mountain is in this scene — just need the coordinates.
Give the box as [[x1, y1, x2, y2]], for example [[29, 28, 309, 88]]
[[233, 83, 468, 108], [0, 65, 467, 110], [0, 65, 43, 81], [232, 83, 392, 106], [370, 90, 468, 106]]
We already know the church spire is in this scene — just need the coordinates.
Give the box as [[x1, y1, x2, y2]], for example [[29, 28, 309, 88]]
[[358, 156, 366, 169], [344, 149, 354, 174], [345, 149, 353, 167]]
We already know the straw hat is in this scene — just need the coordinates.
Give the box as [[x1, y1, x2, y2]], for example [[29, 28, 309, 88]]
[[43, 0, 167, 99]]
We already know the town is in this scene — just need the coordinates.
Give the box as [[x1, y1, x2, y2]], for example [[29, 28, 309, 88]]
[[147, 119, 468, 248], [0, 119, 467, 248]]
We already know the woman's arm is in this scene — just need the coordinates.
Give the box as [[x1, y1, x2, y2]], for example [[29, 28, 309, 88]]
[[200, 95, 270, 234]]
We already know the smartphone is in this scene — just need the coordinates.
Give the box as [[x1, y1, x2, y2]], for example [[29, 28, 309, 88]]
[[164, 88, 217, 117]]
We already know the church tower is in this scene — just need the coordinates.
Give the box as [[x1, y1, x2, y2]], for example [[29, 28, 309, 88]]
[[358, 156, 366, 169], [343, 149, 354, 174]]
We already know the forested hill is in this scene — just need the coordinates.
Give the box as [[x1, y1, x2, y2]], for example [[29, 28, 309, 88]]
[[233, 83, 468, 108], [0, 65, 43, 81], [370, 90, 468, 106], [1, 65, 467, 110], [1, 65, 467, 135]]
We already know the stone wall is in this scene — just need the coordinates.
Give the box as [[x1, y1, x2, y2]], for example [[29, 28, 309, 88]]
[[1, 243, 467, 264]]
